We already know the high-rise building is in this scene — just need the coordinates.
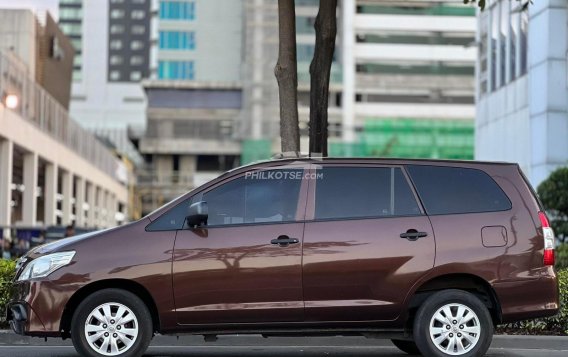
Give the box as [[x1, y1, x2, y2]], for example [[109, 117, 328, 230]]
[[58, 0, 152, 159], [475, 0, 567, 186]]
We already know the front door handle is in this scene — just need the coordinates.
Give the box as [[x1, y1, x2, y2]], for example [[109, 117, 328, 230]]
[[400, 229, 428, 241], [270, 235, 299, 247]]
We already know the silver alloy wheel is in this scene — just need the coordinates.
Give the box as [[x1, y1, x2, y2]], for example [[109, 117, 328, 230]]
[[84, 302, 139, 356], [429, 303, 481, 356]]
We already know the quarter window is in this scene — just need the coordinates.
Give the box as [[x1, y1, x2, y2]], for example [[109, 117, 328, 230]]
[[314, 167, 421, 220], [203, 169, 303, 226], [407, 165, 512, 215]]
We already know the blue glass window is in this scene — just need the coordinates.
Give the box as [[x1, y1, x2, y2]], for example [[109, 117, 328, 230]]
[[159, 1, 195, 20], [159, 31, 195, 50], [158, 61, 195, 80]]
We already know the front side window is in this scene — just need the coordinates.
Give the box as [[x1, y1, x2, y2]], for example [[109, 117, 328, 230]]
[[407, 165, 512, 215], [146, 197, 193, 231], [203, 169, 303, 226], [314, 166, 421, 220]]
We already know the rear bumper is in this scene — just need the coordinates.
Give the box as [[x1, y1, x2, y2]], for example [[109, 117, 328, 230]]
[[494, 272, 559, 323]]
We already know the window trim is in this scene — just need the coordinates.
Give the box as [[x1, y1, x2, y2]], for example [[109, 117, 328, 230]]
[[305, 163, 425, 222], [405, 164, 513, 216], [145, 165, 310, 231]]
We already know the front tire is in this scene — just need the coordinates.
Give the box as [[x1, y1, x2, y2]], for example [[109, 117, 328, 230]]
[[71, 289, 153, 357], [413, 289, 493, 357]]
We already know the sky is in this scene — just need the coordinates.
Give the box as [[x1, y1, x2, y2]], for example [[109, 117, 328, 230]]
[[0, 0, 59, 20]]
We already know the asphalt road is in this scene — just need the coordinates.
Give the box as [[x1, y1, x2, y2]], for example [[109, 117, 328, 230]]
[[0, 335, 566, 357]]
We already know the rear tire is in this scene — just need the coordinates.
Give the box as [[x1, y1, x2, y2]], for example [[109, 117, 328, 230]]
[[413, 289, 493, 357], [391, 339, 421, 355], [71, 289, 153, 357]]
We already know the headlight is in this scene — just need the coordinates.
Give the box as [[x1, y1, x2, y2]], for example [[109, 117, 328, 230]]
[[18, 251, 76, 281]]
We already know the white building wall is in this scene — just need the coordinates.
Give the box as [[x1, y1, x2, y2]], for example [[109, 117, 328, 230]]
[[475, 0, 568, 187], [69, 0, 147, 131]]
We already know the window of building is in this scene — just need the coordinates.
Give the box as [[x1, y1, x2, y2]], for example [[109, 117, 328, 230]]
[[314, 167, 421, 220], [74, 54, 82, 66], [159, 1, 195, 20], [132, 0, 146, 3], [159, 31, 195, 50], [131, 25, 146, 35], [130, 71, 142, 81], [110, 70, 121, 81], [72, 70, 82, 81], [110, 0, 125, 3], [131, 41, 144, 50], [110, 55, 123, 65], [479, 13, 489, 95], [59, 7, 82, 19], [131, 10, 146, 19], [520, 10, 528, 75], [406, 165, 512, 215], [60, 0, 82, 4], [110, 24, 125, 34], [130, 56, 144, 65], [490, 4, 499, 91], [71, 39, 82, 51], [203, 169, 303, 226], [60, 23, 82, 36], [499, 0, 508, 87], [110, 9, 125, 19], [109, 40, 123, 50], [158, 60, 195, 79], [510, 2, 519, 81]]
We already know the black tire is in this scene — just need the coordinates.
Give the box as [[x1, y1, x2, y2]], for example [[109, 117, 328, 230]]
[[413, 289, 493, 357], [391, 339, 421, 355], [71, 289, 153, 357]]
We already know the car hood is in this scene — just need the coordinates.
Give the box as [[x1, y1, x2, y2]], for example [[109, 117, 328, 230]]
[[29, 227, 116, 256]]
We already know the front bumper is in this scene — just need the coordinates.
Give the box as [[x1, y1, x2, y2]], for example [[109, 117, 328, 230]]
[[7, 279, 73, 337]]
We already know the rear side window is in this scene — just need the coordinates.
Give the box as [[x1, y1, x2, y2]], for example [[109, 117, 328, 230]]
[[314, 167, 421, 220], [407, 165, 512, 215]]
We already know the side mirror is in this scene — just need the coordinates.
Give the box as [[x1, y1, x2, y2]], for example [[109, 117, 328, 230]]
[[186, 201, 208, 228]]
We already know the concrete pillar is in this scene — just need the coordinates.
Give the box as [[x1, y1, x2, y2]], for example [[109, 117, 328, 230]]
[[0, 139, 13, 234], [341, 0, 356, 145], [108, 194, 116, 227], [44, 162, 57, 226], [61, 170, 73, 225], [97, 187, 105, 228], [179, 155, 196, 185], [75, 176, 86, 227], [156, 155, 173, 184], [87, 183, 96, 228], [22, 152, 38, 226]]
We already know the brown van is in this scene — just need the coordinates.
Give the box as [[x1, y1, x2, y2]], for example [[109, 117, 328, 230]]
[[7, 158, 559, 357]]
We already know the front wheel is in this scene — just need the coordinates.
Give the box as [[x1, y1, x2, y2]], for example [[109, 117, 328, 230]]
[[413, 289, 493, 357], [71, 289, 153, 357]]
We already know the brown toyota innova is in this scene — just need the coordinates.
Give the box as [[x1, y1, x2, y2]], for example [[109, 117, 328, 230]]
[[7, 158, 559, 357]]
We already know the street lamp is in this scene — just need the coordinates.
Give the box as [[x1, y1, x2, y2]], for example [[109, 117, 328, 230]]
[[4, 94, 19, 109]]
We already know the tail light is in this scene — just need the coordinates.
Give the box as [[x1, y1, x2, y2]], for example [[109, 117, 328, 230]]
[[539, 211, 555, 266]]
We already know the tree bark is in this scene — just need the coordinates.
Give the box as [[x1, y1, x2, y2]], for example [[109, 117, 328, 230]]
[[274, 0, 300, 155], [309, 0, 337, 157]]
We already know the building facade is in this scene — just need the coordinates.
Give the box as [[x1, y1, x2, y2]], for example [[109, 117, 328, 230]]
[[59, 0, 152, 160], [0, 15, 128, 236], [0, 9, 75, 108], [475, 0, 567, 186]]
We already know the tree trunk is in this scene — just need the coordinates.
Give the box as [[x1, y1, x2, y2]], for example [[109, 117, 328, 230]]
[[274, 0, 300, 155], [309, 0, 337, 157]]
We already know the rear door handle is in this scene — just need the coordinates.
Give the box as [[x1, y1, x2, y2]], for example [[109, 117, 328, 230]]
[[270, 235, 299, 247], [400, 230, 428, 241]]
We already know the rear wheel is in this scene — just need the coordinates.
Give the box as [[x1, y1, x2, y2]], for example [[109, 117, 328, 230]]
[[71, 289, 153, 357], [413, 289, 493, 357], [391, 339, 421, 355]]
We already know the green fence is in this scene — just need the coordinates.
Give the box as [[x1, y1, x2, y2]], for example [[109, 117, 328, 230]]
[[330, 118, 474, 160], [241, 139, 272, 165]]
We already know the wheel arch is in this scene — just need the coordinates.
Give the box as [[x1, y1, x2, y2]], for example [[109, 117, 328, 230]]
[[59, 279, 160, 338], [404, 273, 502, 329]]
